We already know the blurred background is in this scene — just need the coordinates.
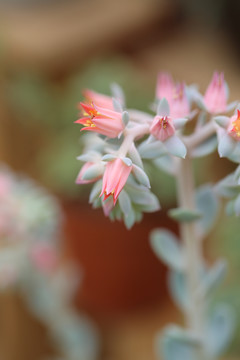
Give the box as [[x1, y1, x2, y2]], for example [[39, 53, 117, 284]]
[[0, 0, 240, 359]]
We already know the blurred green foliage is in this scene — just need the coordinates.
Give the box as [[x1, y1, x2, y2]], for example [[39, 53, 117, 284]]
[[210, 211, 240, 356]]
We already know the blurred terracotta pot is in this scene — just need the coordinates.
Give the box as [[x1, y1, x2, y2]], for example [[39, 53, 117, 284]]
[[62, 200, 178, 316], [0, 291, 54, 360]]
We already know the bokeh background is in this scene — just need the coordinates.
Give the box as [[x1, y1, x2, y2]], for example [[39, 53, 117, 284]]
[[0, 0, 240, 359]]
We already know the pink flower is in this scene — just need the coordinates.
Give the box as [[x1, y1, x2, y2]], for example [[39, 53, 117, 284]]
[[156, 72, 174, 105], [228, 110, 240, 141], [102, 196, 114, 216], [204, 72, 227, 114], [75, 102, 124, 138], [31, 243, 57, 273], [83, 89, 114, 110], [100, 158, 132, 205], [76, 162, 101, 184], [150, 115, 175, 142], [171, 83, 190, 119]]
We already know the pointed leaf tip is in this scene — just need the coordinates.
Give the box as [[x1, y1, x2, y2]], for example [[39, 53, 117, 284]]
[[157, 98, 170, 117], [122, 157, 132, 166], [112, 98, 123, 113], [132, 165, 151, 188], [218, 134, 236, 158], [150, 229, 184, 271], [214, 116, 230, 128], [102, 154, 117, 162], [122, 111, 129, 127]]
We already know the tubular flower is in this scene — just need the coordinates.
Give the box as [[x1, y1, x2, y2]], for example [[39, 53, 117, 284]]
[[156, 72, 174, 105], [150, 115, 175, 142], [75, 102, 124, 138], [171, 83, 190, 119], [100, 158, 132, 205], [204, 72, 227, 114], [83, 89, 114, 110], [228, 110, 240, 141]]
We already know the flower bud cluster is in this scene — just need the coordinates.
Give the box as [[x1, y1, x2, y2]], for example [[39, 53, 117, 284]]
[[75, 71, 240, 227]]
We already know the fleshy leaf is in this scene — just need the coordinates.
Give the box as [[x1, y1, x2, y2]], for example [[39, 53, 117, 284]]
[[110, 82, 125, 105], [205, 304, 236, 357], [112, 98, 123, 113], [156, 325, 202, 360], [168, 270, 189, 310], [128, 143, 143, 168], [215, 173, 240, 198], [218, 134, 237, 158], [197, 260, 227, 298], [89, 180, 102, 203], [164, 135, 187, 159], [192, 90, 206, 111], [138, 140, 167, 159], [122, 157, 132, 166], [123, 207, 136, 229], [132, 165, 150, 188], [213, 116, 230, 128], [154, 154, 176, 176], [173, 118, 188, 130], [150, 229, 185, 271], [81, 164, 103, 181], [118, 189, 132, 216], [163, 325, 202, 345], [102, 154, 117, 162], [168, 208, 202, 222], [77, 151, 101, 162], [195, 185, 219, 238], [191, 135, 217, 158], [226, 101, 238, 112], [157, 97, 170, 116], [122, 111, 129, 127]]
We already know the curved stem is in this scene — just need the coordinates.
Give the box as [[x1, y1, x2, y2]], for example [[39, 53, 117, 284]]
[[183, 120, 216, 150], [118, 124, 149, 157]]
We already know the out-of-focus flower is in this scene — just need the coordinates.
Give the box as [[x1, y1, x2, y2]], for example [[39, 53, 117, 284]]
[[150, 115, 175, 142], [75, 102, 124, 138], [228, 110, 240, 141], [171, 83, 191, 119], [156, 74, 195, 120], [156, 72, 174, 105], [83, 89, 114, 110], [100, 158, 132, 205], [30, 243, 57, 273], [204, 72, 227, 114]]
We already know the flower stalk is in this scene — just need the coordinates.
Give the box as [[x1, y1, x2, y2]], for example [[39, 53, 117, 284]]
[[75, 72, 238, 359], [176, 155, 205, 347]]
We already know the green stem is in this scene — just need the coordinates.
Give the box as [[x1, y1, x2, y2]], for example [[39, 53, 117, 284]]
[[176, 155, 206, 356]]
